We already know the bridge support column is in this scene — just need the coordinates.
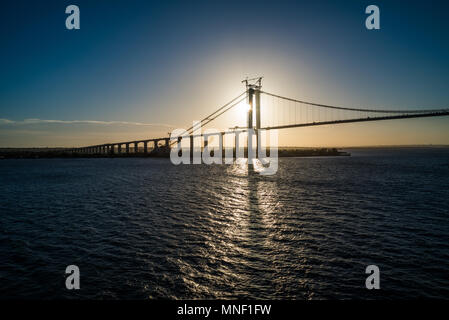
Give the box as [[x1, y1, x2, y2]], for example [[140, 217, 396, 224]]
[[203, 135, 208, 157], [255, 89, 261, 131], [255, 87, 261, 157], [165, 138, 170, 149], [247, 88, 254, 163], [154, 140, 159, 149], [118, 144, 122, 154], [134, 142, 138, 153], [144, 141, 148, 153], [235, 131, 243, 160], [221, 133, 226, 161], [126, 143, 130, 154], [110, 144, 115, 155], [247, 88, 254, 130], [190, 135, 194, 160]]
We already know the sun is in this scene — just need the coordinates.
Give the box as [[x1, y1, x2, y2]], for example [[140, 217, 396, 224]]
[[237, 102, 251, 118]]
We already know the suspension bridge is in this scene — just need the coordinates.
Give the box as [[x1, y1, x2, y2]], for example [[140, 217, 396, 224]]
[[70, 77, 449, 155]]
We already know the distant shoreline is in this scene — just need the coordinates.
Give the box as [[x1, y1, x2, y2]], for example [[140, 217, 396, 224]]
[[2, 145, 449, 159], [0, 147, 349, 159]]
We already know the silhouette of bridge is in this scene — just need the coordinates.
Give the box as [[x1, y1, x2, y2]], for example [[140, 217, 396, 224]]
[[71, 78, 449, 155]]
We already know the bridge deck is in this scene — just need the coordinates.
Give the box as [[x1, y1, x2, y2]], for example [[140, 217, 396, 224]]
[[260, 111, 449, 131]]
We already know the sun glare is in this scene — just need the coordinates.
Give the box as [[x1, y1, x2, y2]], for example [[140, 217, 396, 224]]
[[237, 102, 250, 116], [233, 102, 250, 125]]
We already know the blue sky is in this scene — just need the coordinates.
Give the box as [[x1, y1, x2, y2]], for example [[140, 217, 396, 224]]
[[1, 0, 448, 147]]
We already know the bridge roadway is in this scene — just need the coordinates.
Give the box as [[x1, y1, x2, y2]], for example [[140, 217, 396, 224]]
[[260, 110, 449, 130]]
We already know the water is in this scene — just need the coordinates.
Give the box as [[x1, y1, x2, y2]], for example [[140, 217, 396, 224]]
[[1, 148, 449, 299]]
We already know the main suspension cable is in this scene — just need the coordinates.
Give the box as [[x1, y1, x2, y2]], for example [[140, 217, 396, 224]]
[[261, 91, 449, 114]]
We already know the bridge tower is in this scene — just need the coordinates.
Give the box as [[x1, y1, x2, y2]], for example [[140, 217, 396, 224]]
[[242, 77, 263, 160]]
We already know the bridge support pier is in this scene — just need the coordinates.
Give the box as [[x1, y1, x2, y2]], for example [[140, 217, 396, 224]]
[[134, 142, 138, 153], [190, 135, 194, 160], [117, 144, 122, 154], [247, 86, 254, 163], [126, 143, 130, 154], [235, 132, 240, 159], [244, 77, 262, 162], [255, 86, 261, 157], [144, 141, 148, 153]]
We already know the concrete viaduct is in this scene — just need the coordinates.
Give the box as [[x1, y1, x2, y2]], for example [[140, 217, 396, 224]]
[[69, 138, 170, 155]]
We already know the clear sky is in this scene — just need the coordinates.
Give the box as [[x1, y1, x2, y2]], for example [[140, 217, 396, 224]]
[[1, 0, 448, 147]]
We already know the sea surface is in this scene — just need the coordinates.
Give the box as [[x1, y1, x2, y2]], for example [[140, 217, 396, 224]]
[[1, 148, 449, 299]]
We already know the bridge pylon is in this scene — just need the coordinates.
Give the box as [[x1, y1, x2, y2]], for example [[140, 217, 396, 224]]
[[242, 77, 263, 161]]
